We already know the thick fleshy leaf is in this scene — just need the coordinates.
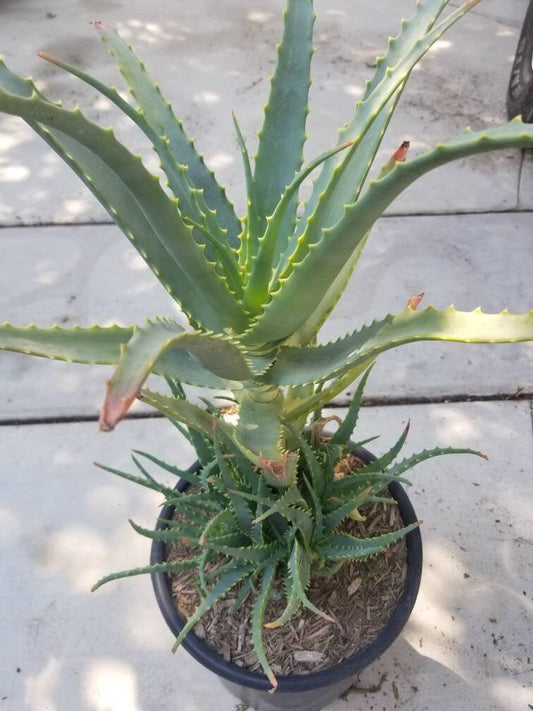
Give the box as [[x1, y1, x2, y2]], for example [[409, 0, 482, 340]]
[[252, 560, 279, 689], [213, 437, 254, 535], [139, 389, 222, 440], [265, 539, 333, 628], [128, 518, 201, 543], [236, 386, 285, 466], [97, 22, 242, 245], [317, 524, 420, 560], [255, 117, 533, 344], [252, 0, 315, 238], [296, 0, 450, 237], [244, 1, 485, 344], [244, 141, 353, 312], [264, 307, 533, 386], [100, 319, 253, 430], [0, 323, 131, 364], [0, 323, 241, 391], [0, 80, 247, 333], [323, 488, 374, 532], [171, 564, 254, 652]]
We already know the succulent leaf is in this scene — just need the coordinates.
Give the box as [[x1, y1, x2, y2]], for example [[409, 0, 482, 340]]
[[252, 0, 315, 238], [171, 564, 254, 653], [100, 319, 253, 430], [252, 560, 279, 689], [93, 461, 177, 498], [91, 558, 200, 592], [265, 307, 533, 387], [96, 22, 242, 245], [297, 0, 450, 235], [329, 365, 375, 446], [317, 524, 420, 561], [0, 81, 247, 333]]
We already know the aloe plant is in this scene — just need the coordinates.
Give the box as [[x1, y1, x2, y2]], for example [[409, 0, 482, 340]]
[[1, 0, 533, 688]]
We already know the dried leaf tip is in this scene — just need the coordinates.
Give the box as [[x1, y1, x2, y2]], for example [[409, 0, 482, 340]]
[[267, 674, 279, 693], [90, 19, 107, 31], [36, 51, 58, 64], [407, 292, 425, 311], [390, 140, 410, 163]]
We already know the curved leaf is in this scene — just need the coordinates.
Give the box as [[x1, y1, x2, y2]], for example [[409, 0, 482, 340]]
[[171, 564, 254, 653], [0, 323, 244, 392], [91, 558, 199, 592], [100, 319, 253, 430], [264, 307, 533, 386], [0, 81, 247, 333], [97, 22, 242, 244], [252, 560, 279, 689], [317, 524, 420, 560]]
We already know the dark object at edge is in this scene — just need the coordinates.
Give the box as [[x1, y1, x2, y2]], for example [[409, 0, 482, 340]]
[[508, 0, 533, 122]]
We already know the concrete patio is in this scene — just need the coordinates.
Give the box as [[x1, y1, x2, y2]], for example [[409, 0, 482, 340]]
[[0, 1, 532, 709]]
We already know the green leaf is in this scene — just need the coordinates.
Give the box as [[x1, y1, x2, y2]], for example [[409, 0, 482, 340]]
[[329, 365, 374, 446], [283, 360, 374, 422], [286, 424, 326, 497], [163, 493, 222, 513], [244, 1, 483, 343], [128, 518, 201, 543], [252, 561, 279, 690], [213, 437, 254, 535], [266, 540, 333, 628], [204, 543, 277, 563], [100, 319, 252, 430], [252, 0, 315, 236], [236, 385, 285, 468], [139, 389, 227, 442], [357, 423, 410, 473], [97, 22, 242, 244], [0, 323, 131, 364], [297, 0, 449, 236], [317, 524, 420, 561], [233, 487, 313, 544], [244, 140, 354, 312], [265, 307, 533, 387], [132, 450, 203, 487], [232, 112, 261, 261], [171, 564, 254, 652], [91, 558, 199, 591], [0, 323, 242, 392], [93, 461, 176, 498], [323, 488, 374, 532], [0, 81, 247, 333], [386, 445, 488, 479], [270, 116, 533, 344]]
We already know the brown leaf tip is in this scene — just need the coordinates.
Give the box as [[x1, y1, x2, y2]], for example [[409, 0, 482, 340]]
[[407, 292, 425, 311], [390, 140, 410, 163]]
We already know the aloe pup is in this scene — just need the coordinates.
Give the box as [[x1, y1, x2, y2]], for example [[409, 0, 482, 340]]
[[1, 0, 532, 689]]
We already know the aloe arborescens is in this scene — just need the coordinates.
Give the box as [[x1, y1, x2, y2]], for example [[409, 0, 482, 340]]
[[1, 0, 532, 689]]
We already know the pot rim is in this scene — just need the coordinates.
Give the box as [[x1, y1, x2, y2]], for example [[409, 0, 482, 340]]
[[150, 447, 423, 692]]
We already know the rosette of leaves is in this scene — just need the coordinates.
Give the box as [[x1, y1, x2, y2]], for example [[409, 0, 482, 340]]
[[0, 0, 532, 688], [91, 369, 485, 689]]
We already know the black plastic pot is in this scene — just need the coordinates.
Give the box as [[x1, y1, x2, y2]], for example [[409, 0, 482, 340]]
[[150, 448, 423, 711]]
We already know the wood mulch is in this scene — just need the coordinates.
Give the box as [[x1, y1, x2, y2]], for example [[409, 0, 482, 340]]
[[165, 491, 407, 677]]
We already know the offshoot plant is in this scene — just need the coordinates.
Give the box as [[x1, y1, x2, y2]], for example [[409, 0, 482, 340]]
[[1, 0, 532, 689]]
